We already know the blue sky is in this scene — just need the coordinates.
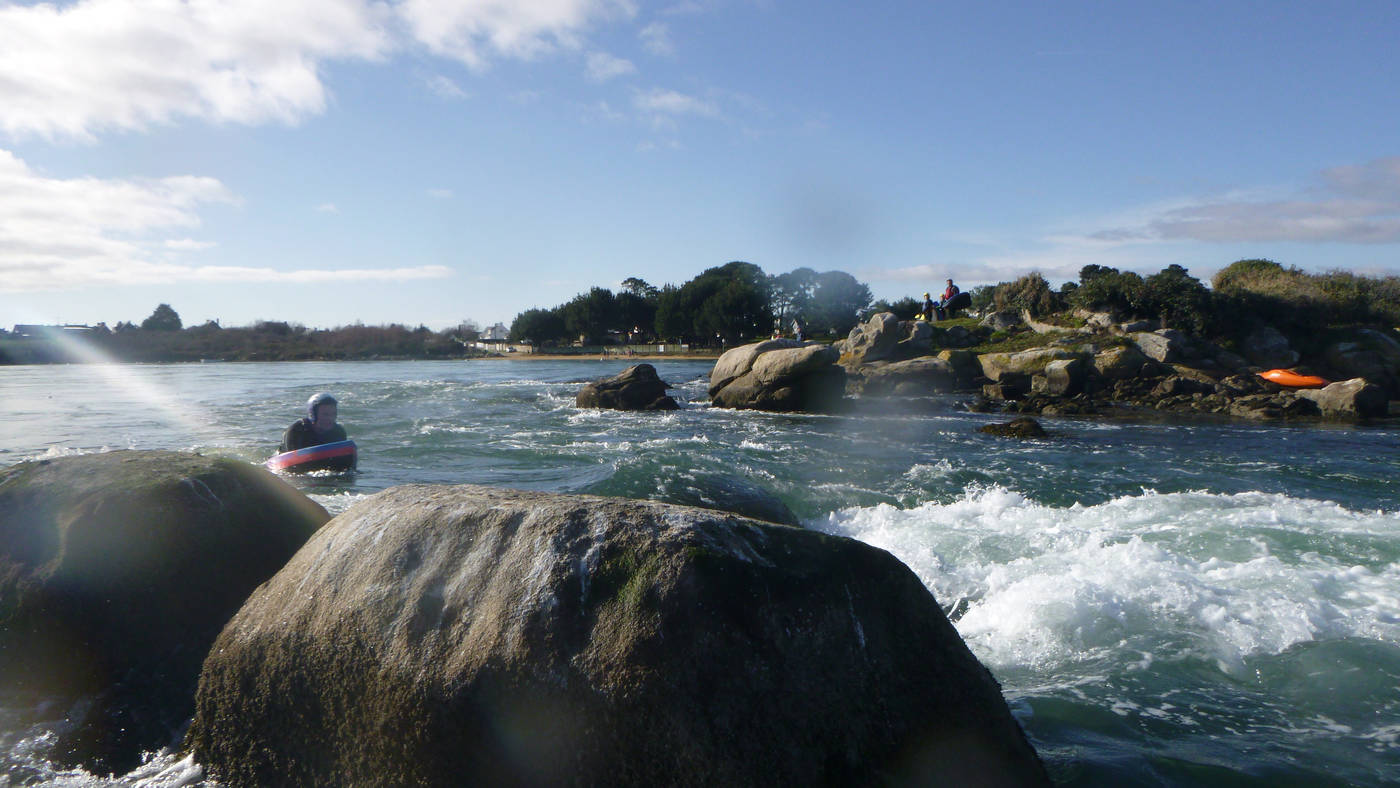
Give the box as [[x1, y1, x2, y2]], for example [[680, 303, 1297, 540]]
[[2, 0, 1399, 331]]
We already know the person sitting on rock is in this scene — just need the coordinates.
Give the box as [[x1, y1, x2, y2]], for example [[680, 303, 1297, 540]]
[[920, 292, 935, 321], [280, 392, 349, 452]]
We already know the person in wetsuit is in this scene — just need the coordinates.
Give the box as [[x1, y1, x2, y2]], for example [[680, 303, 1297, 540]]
[[280, 392, 348, 452]]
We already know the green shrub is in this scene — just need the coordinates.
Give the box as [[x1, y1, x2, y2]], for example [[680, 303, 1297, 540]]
[[1139, 264, 1212, 335], [992, 272, 1060, 317], [1067, 265, 1143, 318]]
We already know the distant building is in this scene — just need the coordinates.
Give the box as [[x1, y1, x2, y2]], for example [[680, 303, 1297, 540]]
[[483, 322, 509, 341], [11, 324, 94, 339]]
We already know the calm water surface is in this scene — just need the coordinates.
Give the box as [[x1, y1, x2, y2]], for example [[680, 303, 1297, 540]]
[[2, 360, 1398, 786]]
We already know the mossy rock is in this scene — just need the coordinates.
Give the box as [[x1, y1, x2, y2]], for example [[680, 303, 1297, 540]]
[[0, 450, 328, 774], [188, 484, 1049, 787]]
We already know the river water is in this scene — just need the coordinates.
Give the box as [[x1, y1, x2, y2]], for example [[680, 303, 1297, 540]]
[[2, 359, 1398, 786]]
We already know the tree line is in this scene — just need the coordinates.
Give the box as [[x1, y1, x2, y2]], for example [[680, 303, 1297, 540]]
[[509, 262, 875, 346], [0, 306, 486, 364]]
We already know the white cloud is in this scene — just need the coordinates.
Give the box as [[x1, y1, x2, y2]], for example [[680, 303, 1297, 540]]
[[1093, 157, 1400, 245], [427, 188, 453, 198], [0, 149, 449, 292], [586, 51, 636, 82], [0, 0, 393, 140], [398, 0, 635, 69], [424, 73, 468, 99], [316, 203, 340, 213], [639, 21, 674, 55], [634, 88, 718, 118], [165, 238, 216, 251]]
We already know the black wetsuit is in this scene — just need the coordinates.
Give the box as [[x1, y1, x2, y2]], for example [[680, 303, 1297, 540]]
[[279, 419, 348, 453]]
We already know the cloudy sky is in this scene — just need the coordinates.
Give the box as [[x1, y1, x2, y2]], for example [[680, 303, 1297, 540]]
[[2, 0, 1398, 331]]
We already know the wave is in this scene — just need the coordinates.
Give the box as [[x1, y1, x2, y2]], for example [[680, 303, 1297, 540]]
[[817, 487, 1400, 675]]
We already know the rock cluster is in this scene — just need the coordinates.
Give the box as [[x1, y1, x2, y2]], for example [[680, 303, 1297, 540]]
[[576, 363, 679, 410], [0, 451, 327, 774], [188, 484, 1050, 787], [840, 312, 1399, 422]]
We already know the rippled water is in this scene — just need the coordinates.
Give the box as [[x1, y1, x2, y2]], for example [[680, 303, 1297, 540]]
[[2, 360, 1399, 786]]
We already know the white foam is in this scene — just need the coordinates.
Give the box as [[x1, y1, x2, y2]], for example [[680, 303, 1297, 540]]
[[819, 487, 1400, 674]]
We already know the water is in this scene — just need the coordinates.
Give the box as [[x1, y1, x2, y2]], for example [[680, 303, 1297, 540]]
[[2, 360, 1399, 786]]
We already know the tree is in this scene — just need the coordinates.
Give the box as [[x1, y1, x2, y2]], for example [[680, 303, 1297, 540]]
[[562, 287, 618, 343], [616, 292, 656, 339], [806, 270, 872, 336], [769, 267, 818, 327], [141, 303, 182, 331], [1140, 264, 1212, 335], [620, 277, 659, 300], [509, 308, 566, 345]]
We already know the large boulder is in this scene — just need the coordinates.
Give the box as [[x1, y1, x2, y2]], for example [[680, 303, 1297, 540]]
[[837, 312, 902, 365], [980, 310, 1023, 331], [709, 341, 846, 412], [1295, 377, 1389, 419], [978, 348, 1078, 383], [895, 318, 935, 356], [188, 485, 1049, 787], [1032, 358, 1086, 397], [708, 338, 804, 393], [1131, 330, 1188, 364], [858, 356, 960, 397], [576, 363, 679, 410], [1242, 325, 1299, 369], [1324, 330, 1400, 397], [934, 324, 978, 349], [0, 451, 328, 774], [1093, 344, 1152, 381]]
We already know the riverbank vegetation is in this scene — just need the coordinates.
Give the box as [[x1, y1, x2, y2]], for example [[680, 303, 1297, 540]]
[[5, 258, 1398, 365]]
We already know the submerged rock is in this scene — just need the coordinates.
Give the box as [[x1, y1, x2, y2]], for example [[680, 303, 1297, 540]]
[[188, 485, 1050, 787], [978, 417, 1048, 438], [576, 363, 679, 411], [0, 451, 327, 774], [652, 471, 800, 526]]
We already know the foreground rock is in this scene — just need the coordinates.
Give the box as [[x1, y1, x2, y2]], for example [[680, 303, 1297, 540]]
[[189, 485, 1049, 787], [0, 451, 328, 774], [576, 363, 679, 410], [708, 339, 847, 412]]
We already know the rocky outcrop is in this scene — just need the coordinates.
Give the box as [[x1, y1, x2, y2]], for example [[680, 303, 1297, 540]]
[[1325, 330, 1400, 397], [0, 451, 327, 774], [188, 485, 1050, 787], [978, 348, 1079, 383], [576, 363, 679, 410], [1032, 358, 1086, 397], [1131, 330, 1187, 364], [856, 357, 960, 397], [980, 310, 1023, 331], [709, 341, 846, 412], [1295, 378, 1389, 419], [978, 417, 1048, 438], [836, 312, 902, 364], [1092, 344, 1153, 380], [1243, 325, 1299, 368]]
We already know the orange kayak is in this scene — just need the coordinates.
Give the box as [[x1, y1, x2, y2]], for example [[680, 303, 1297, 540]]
[[1258, 369, 1328, 388]]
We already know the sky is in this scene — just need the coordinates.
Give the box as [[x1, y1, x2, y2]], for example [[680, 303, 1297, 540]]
[[2, 0, 1399, 332]]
